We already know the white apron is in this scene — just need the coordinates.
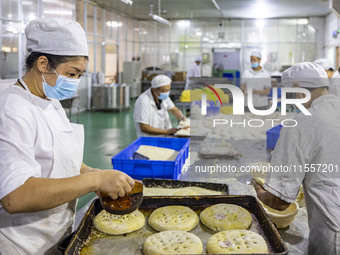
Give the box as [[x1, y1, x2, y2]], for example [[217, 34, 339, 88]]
[[0, 79, 84, 255], [149, 105, 172, 131]]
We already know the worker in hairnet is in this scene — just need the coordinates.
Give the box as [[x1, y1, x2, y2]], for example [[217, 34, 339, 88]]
[[240, 50, 271, 110], [185, 56, 202, 90], [0, 18, 135, 254], [254, 62, 340, 255], [314, 58, 340, 96], [134, 75, 187, 137]]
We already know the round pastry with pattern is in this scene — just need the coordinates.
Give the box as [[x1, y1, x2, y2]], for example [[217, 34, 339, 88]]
[[143, 230, 203, 255], [200, 203, 252, 231], [93, 209, 145, 235], [148, 205, 199, 231], [206, 230, 269, 254]]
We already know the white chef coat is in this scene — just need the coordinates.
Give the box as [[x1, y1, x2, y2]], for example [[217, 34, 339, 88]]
[[329, 71, 340, 96], [241, 68, 271, 107], [185, 63, 201, 90], [133, 88, 174, 137], [0, 79, 84, 254], [264, 94, 340, 255]]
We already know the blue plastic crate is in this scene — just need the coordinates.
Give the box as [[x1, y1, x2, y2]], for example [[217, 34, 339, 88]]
[[266, 125, 283, 150], [111, 137, 190, 180]]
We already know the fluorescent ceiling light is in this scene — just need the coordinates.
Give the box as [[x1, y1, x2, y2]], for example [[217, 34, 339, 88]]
[[177, 20, 190, 27], [106, 21, 123, 27], [256, 19, 266, 27], [44, 10, 73, 15], [149, 3, 170, 25], [211, 0, 220, 10], [297, 18, 308, 25], [152, 14, 170, 25], [195, 31, 202, 36], [120, 0, 133, 5], [203, 37, 209, 41]]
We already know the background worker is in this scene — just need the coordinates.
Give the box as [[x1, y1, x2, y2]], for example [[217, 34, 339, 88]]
[[240, 50, 271, 110], [185, 56, 202, 90], [134, 75, 187, 137]]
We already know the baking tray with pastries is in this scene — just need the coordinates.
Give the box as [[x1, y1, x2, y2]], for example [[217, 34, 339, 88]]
[[58, 195, 288, 255], [142, 178, 229, 196]]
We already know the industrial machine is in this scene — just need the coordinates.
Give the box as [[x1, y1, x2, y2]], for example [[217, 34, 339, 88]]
[[92, 83, 130, 111], [122, 61, 142, 98]]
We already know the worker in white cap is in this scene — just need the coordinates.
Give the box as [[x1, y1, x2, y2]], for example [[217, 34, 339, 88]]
[[314, 58, 340, 96], [240, 50, 271, 110], [0, 18, 135, 254], [254, 62, 340, 255], [185, 56, 202, 90], [134, 75, 187, 137]]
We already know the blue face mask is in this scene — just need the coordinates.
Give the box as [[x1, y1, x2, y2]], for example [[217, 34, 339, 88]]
[[42, 70, 80, 100], [158, 92, 170, 100], [251, 62, 259, 69]]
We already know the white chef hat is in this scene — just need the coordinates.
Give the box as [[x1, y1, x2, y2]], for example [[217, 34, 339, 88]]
[[250, 50, 262, 59], [25, 18, 88, 56], [313, 58, 333, 71], [281, 62, 329, 88], [195, 56, 202, 62], [151, 75, 172, 88]]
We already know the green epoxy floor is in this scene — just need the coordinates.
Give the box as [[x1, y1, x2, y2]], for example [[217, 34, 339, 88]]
[[76, 101, 178, 210]]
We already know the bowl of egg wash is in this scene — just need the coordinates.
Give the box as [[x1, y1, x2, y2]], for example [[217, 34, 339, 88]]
[[260, 201, 299, 229], [248, 162, 299, 228]]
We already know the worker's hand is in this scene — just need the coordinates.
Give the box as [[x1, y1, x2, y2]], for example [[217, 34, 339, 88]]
[[95, 170, 135, 200], [179, 116, 187, 122], [167, 128, 179, 135]]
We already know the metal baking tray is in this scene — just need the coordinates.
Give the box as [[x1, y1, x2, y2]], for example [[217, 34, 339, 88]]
[[61, 196, 288, 255], [142, 178, 229, 195]]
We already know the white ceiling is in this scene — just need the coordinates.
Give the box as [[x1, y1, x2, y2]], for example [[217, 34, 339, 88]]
[[92, 0, 331, 20]]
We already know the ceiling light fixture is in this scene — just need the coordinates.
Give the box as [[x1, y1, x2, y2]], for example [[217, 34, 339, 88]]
[[106, 21, 123, 27], [149, 1, 170, 25], [211, 0, 220, 10], [177, 20, 190, 27], [151, 14, 170, 25], [256, 19, 266, 28], [120, 0, 133, 5]]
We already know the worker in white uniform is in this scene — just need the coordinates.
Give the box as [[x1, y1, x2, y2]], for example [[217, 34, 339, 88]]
[[134, 75, 187, 137], [240, 50, 271, 110], [254, 62, 340, 255], [0, 18, 135, 255], [314, 58, 340, 96], [185, 56, 202, 90]]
